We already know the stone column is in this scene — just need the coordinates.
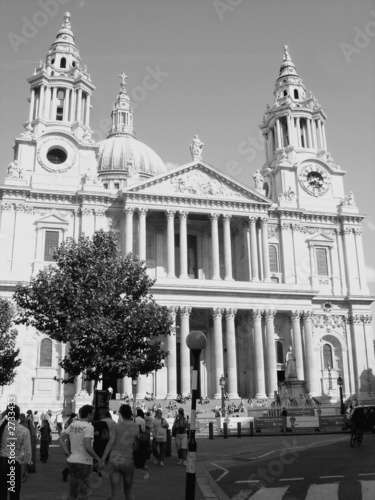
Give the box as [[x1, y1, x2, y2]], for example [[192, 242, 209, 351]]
[[302, 311, 320, 396], [290, 311, 304, 380], [251, 309, 266, 398], [225, 308, 239, 399], [276, 119, 282, 148], [223, 214, 233, 281], [180, 306, 192, 397], [354, 228, 369, 293], [44, 86, 51, 120], [264, 310, 278, 396], [179, 211, 188, 279], [212, 308, 224, 398], [321, 122, 327, 149], [341, 227, 356, 295], [138, 208, 147, 260], [75, 372, 84, 395], [29, 88, 36, 122], [249, 217, 259, 281], [51, 86, 58, 120], [296, 117, 301, 148], [136, 375, 147, 400], [260, 217, 271, 282], [210, 213, 220, 280], [166, 210, 176, 278], [124, 207, 134, 254], [85, 93, 91, 126], [63, 88, 70, 122], [166, 307, 178, 399], [362, 315, 375, 395], [70, 89, 77, 121], [39, 85, 45, 120], [77, 88, 83, 123]]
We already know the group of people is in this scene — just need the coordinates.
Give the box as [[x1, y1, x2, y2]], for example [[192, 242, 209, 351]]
[[58, 404, 190, 500]]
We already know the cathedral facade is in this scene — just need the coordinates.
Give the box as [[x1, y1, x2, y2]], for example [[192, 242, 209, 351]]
[[0, 13, 374, 411]]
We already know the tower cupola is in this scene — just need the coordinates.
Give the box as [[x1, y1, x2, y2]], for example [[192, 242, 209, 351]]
[[107, 73, 135, 138], [25, 12, 95, 141]]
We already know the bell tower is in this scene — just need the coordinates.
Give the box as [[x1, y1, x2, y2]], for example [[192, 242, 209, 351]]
[[259, 46, 346, 213], [10, 13, 98, 191]]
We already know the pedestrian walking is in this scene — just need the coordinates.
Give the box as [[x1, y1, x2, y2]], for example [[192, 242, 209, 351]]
[[172, 408, 188, 466], [33, 411, 39, 429], [58, 405, 101, 500], [151, 408, 169, 466], [98, 404, 140, 500], [56, 412, 63, 435], [135, 408, 150, 479], [39, 419, 52, 463]]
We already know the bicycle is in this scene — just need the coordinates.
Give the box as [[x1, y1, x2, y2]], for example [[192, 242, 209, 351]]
[[350, 427, 363, 447]]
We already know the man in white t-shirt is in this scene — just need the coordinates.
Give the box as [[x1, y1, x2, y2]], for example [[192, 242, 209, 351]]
[[58, 405, 101, 500]]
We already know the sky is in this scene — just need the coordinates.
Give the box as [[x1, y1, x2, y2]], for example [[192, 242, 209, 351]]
[[0, 0, 374, 311]]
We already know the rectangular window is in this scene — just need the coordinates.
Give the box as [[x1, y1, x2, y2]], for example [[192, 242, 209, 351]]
[[44, 231, 59, 261], [316, 247, 329, 276]]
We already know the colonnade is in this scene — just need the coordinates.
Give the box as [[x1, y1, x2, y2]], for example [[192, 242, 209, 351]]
[[29, 85, 91, 125], [266, 114, 327, 159], [123, 207, 272, 282]]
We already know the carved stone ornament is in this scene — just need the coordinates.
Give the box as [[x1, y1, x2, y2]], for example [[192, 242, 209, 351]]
[[278, 186, 295, 202], [37, 136, 77, 173], [312, 314, 345, 330], [7, 160, 24, 179], [168, 170, 243, 198], [340, 191, 356, 208]]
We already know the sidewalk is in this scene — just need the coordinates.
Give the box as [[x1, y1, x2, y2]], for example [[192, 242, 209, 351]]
[[20, 434, 225, 500]]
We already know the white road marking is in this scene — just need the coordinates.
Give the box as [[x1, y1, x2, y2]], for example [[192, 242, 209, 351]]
[[359, 473, 375, 476], [250, 450, 275, 460], [305, 483, 339, 499], [360, 480, 375, 500], [210, 462, 229, 482], [319, 476, 344, 479], [279, 478, 304, 481], [248, 486, 289, 498], [236, 480, 260, 483]]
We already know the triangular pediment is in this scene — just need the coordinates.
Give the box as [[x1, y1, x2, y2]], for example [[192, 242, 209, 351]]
[[35, 213, 69, 226], [125, 161, 271, 204], [308, 232, 335, 243]]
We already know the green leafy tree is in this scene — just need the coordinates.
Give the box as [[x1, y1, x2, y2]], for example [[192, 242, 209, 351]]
[[0, 298, 21, 386], [14, 230, 172, 387]]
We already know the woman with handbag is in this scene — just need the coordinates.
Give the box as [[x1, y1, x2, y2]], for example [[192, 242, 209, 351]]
[[98, 404, 139, 500], [151, 409, 169, 466]]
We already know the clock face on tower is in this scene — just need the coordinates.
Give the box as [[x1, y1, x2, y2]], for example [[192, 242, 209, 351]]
[[298, 163, 331, 197], [37, 136, 77, 173]]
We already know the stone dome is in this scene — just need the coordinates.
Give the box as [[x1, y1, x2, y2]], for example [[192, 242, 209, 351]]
[[97, 135, 167, 178]]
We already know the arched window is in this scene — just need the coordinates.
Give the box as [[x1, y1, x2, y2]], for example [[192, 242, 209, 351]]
[[264, 182, 269, 197], [40, 338, 52, 367], [294, 89, 299, 99], [60, 57, 66, 68], [323, 343, 333, 368], [269, 245, 279, 273], [276, 341, 284, 364]]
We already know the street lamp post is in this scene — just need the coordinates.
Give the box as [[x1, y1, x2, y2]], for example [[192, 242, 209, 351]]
[[185, 330, 207, 500], [219, 374, 225, 417], [337, 375, 344, 414], [132, 378, 137, 417]]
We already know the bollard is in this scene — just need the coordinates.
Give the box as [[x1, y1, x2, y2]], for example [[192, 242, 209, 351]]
[[209, 422, 214, 440], [250, 421, 254, 436], [166, 428, 172, 457], [223, 422, 228, 439], [237, 422, 241, 437]]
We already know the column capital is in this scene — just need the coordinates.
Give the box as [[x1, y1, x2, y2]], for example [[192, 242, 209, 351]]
[[251, 309, 263, 320], [223, 213, 232, 222], [260, 216, 269, 226], [179, 210, 189, 220], [264, 309, 277, 320], [225, 308, 237, 319], [168, 306, 179, 318], [302, 310, 313, 322], [179, 306, 192, 317], [138, 207, 148, 216], [290, 310, 302, 321], [165, 209, 176, 219], [210, 212, 219, 222], [248, 216, 258, 224], [340, 227, 352, 236], [211, 307, 223, 319], [281, 222, 291, 231], [124, 206, 134, 215], [353, 227, 362, 236]]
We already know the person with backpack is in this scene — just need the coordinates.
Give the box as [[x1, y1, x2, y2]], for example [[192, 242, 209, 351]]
[[172, 408, 188, 466]]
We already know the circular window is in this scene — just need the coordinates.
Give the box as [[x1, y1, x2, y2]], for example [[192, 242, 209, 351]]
[[47, 148, 67, 165]]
